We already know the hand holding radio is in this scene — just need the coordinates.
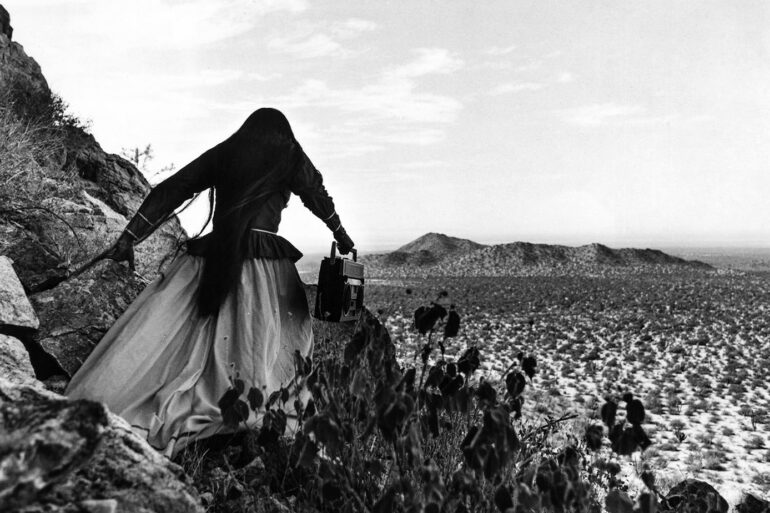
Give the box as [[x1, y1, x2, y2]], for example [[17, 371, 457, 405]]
[[334, 226, 355, 255]]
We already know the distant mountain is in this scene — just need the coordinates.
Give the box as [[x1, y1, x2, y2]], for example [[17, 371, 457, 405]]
[[395, 233, 487, 256], [377, 233, 487, 267], [362, 235, 713, 277]]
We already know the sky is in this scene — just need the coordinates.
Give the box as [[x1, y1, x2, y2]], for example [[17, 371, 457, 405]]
[[5, 0, 770, 253]]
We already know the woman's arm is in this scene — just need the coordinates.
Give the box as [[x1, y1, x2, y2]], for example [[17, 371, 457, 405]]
[[105, 145, 219, 266], [288, 150, 355, 253], [121, 145, 219, 244]]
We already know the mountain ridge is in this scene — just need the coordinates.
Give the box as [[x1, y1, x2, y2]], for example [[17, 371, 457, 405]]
[[362, 233, 712, 276]]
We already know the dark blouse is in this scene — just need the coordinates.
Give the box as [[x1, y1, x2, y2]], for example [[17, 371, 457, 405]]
[[122, 144, 340, 262]]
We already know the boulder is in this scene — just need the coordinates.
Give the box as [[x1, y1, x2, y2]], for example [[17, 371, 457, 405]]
[[3, 191, 183, 290], [29, 260, 146, 378], [0, 334, 37, 387], [0, 377, 203, 512], [661, 479, 729, 513], [63, 128, 151, 217], [0, 255, 38, 329], [737, 493, 770, 513]]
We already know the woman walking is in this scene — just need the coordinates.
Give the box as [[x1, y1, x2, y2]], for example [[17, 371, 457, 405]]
[[66, 108, 354, 457]]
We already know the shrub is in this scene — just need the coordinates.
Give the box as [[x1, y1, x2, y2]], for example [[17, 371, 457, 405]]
[[183, 309, 659, 513]]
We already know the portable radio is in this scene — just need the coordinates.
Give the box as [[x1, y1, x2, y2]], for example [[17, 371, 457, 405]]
[[313, 242, 365, 322]]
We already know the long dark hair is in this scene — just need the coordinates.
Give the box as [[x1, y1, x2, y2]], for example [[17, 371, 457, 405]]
[[192, 108, 302, 316]]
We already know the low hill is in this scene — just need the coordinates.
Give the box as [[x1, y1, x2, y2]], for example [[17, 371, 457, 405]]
[[369, 233, 486, 267], [394, 232, 487, 257], [363, 235, 712, 277]]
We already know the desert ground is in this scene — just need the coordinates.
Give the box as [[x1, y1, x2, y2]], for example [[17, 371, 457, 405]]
[[360, 264, 770, 506]]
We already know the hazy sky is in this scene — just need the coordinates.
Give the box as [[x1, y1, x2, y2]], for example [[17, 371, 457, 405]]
[[5, 0, 770, 252]]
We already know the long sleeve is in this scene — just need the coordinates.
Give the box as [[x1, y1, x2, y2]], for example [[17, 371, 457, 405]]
[[288, 151, 342, 232], [122, 145, 219, 243]]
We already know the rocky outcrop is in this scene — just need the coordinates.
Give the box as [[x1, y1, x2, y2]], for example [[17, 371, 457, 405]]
[[1, 4, 186, 382], [1, 9, 185, 291], [0, 377, 204, 512], [29, 260, 146, 378], [0, 256, 38, 330], [661, 479, 729, 513], [0, 4, 11, 40]]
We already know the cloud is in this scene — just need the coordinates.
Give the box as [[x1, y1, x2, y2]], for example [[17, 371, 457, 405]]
[[389, 48, 463, 78], [561, 103, 645, 127], [268, 33, 345, 59], [274, 77, 461, 125], [232, 48, 464, 158], [331, 18, 377, 38], [485, 44, 517, 56], [556, 72, 574, 83], [267, 18, 376, 59], [489, 82, 544, 95], [72, 0, 308, 50], [272, 48, 463, 125]]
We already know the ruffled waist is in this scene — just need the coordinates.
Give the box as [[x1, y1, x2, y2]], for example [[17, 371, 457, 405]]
[[184, 230, 303, 262]]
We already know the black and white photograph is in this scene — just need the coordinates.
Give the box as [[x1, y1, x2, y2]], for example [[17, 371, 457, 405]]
[[0, 1, 769, 512]]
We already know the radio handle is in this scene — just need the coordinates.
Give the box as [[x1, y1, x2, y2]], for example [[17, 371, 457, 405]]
[[330, 241, 358, 262]]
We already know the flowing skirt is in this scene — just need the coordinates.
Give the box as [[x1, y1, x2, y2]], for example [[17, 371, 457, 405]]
[[65, 253, 313, 457]]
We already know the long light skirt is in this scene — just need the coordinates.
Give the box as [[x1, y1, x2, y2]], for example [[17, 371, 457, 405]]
[[65, 254, 313, 457]]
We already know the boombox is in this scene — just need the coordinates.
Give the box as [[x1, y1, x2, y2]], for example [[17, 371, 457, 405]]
[[313, 242, 365, 322]]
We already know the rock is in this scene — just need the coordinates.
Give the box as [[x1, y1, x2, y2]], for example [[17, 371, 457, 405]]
[[0, 4, 11, 40], [1, 26, 186, 291], [3, 190, 185, 291], [737, 493, 770, 513], [0, 27, 49, 101], [0, 255, 39, 329], [63, 128, 150, 216], [662, 479, 729, 513], [0, 377, 204, 512], [29, 260, 146, 378], [0, 334, 37, 386]]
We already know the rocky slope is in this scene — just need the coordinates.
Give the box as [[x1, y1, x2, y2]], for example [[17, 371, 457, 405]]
[[363, 233, 712, 277], [0, 31, 184, 290], [0, 6, 204, 511], [1, 16, 187, 378]]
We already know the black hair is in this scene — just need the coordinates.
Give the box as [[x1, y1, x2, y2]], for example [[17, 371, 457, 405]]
[[190, 108, 303, 316]]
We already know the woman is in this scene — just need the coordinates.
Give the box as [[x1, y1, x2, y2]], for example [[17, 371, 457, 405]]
[[66, 108, 354, 457]]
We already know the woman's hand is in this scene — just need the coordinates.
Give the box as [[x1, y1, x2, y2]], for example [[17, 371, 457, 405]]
[[334, 226, 355, 255], [103, 233, 136, 270]]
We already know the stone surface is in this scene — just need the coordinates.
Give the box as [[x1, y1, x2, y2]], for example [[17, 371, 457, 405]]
[[0, 377, 204, 512], [28, 260, 146, 378], [737, 493, 770, 513], [0, 255, 38, 329], [662, 479, 729, 513], [0, 334, 37, 387], [0, 4, 11, 40], [0, 33, 46, 96]]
